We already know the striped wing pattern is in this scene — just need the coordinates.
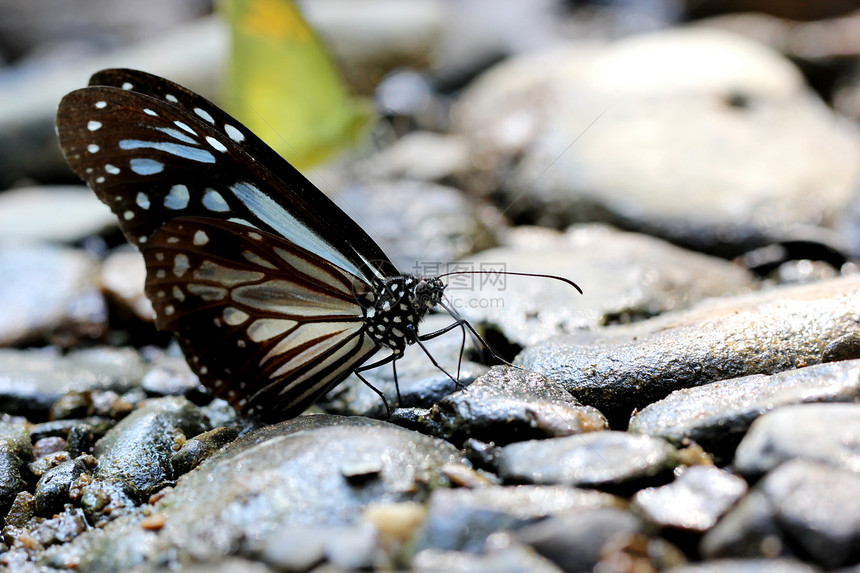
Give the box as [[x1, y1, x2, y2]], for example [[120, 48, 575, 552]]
[[143, 217, 378, 419], [54, 69, 398, 421]]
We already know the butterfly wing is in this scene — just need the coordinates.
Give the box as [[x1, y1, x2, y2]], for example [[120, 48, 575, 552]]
[[55, 69, 395, 420], [144, 216, 378, 420], [56, 68, 398, 281]]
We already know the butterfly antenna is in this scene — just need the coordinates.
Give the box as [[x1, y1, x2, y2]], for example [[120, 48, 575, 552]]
[[436, 270, 583, 295]]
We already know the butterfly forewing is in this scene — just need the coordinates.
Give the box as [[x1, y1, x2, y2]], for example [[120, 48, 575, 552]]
[[56, 69, 398, 280], [143, 216, 379, 419]]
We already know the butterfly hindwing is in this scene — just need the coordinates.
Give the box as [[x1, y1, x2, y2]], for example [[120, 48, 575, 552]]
[[143, 217, 379, 419]]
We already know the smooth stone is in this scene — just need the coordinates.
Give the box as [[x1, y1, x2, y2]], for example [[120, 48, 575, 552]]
[[432, 366, 607, 445], [519, 275, 860, 424], [323, 314, 488, 418], [633, 466, 748, 531], [333, 180, 497, 272], [99, 249, 154, 323], [0, 422, 33, 517], [0, 244, 104, 346], [412, 544, 565, 573], [139, 351, 204, 398], [760, 460, 860, 569], [77, 416, 464, 571], [366, 131, 472, 182], [448, 224, 757, 347], [665, 558, 821, 573], [629, 360, 860, 460], [412, 484, 623, 553], [733, 402, 860, 477], [515, 507, 645, 573], [92, 397, 210, 503], [170, 426, 238, 476], [0, 347, 145, 416], [497, 431, 677, 487], [0, 186, 115, 244], [700, 490, 796, 561], [454, 28, 860, 254], [34, 457, 90, 516], [251, 522, 376, 572]]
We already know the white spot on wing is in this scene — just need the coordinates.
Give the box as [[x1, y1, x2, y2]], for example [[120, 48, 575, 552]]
[[122, 82, 133, 90], [175, 121, 197, 135], [123, 211, 134, 221], [206, 136, 227, 152], [202, 189, 229, 212], [225, 124, 245, 143], [247, 319, 297, 342], [95, 101, 107, 109], [87, 144, 99, 153], [194, 107, 215, 124], [144, 108, 157, 116], [193, 230, 209, 246], [130, 158, 164, 175], [136, 192, 150, 209], [87, 121, 102, 131], [165, 94, 178, 103], [173, 254, 189, 277], [223, 307, 250, 325], [105, 164, 120, 174], [164, 185, 190, 209], [120, 140, 215, 164]]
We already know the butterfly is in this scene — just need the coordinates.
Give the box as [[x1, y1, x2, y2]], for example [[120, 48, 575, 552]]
[[55, 68, 482, 422]]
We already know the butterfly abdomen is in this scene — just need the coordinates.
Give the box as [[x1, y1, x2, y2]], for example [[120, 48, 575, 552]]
[[363, 276, 445, 352]]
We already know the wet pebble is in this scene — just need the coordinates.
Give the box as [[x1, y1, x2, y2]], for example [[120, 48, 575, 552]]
[[665, 558, 821, 573], [77, 415, 464, 570], [0, 244, 105, 346], [34, 457, 91, 516], [519, 275, 860, 424], [411, 484, 622, 554], [633, 465, 748, 531], [733, 402, 860, 477], [99, 249, 154, 323], [497, 431, 677, 489], [0, 186, 114, 244], [0, 347, 145, 417], [170, 426, 238, 475], [432, 366, 607, 445], [0, 422, 32, 517], [412, 543, 565, 573], [90, 397, 210, 503], [629, 359, 860, 460], [448, 224, 756, 347]]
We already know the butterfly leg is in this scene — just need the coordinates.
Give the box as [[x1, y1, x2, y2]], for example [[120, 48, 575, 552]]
[[353, 351, 402, 419], [407, 324, 467, 391]]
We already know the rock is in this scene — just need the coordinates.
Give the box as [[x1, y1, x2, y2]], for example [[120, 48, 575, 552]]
[[628, 360, 860, 460], [412, 484, 623, 553], [0, 347, 145, 416], [761, 460, 860, 569], [633, 466, 748, 531], [0, 186, 115, 243], [333, 180, 497, 272], [519, 275, 860, 424], [170, 426, 238, 476], [454, 28, 860, 255], [0, 422, 33, 518], [34, 457, 90, 516], [91, 397, 210, 503], [99, 249, 154, 323], [448, 224, 757, 347], [412, 543, 566, 573], [432, 366, 607, 445], [0, 244, 105, 346], [665, 558, 821, 573], [700, 490, 796, 560], [366, 132, 472, 182], [76, 415, 464, 570], [515, 507, 645, 573], [733, 402, 860, 477], [497, 431, 677, 488]]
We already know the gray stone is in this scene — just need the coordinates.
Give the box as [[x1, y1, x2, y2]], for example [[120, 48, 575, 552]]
[[516, 507, 644, 573], [762, 460, 860, 569], [497, 431, 677, 487], [333, 180, 497, 272], [700, 491, 795, 561], [633, 466, 747, 531], [0, 186, 115, 243], [734, 403, 860, 477], [454, 28, 860, 254], [433, 366, 607, 445], [448, 224, 756, 347], [367, 131, 472, 182], [412, 484, 622, 553], [77, 416, 464, 571], [519, 275, 860, 424], [92, 397, 210, 502], [0, 244, 104, 346], [0, 422, 33, 517], [665, 558, 821, 573], [412, 544, 565, 573], [99, 249, 154, 323], [0, 347, 145, 416], [629, 360, 860, 459]]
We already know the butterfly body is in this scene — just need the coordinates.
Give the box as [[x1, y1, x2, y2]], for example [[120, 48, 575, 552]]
[[56, 69, 450, 421]]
